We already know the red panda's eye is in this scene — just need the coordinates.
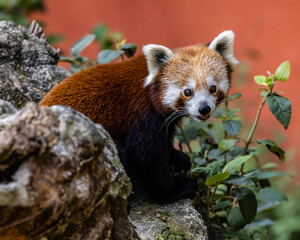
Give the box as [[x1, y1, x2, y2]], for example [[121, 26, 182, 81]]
[[210, 85, 217, 94], [184, 89, 192, 97]]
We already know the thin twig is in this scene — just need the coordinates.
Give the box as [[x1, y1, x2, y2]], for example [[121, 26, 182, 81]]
[[241, 85, 273, 172], [179, 124, 192, 153], [209, 185, 218, 206], [224, 96, 229, 163], [243, 98, 267, 155], [240, 98, 266, 173], [206, 186, 211, 215]]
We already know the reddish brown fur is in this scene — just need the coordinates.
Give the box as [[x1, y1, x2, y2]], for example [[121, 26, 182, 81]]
[[39, 54, 156, 139], [163, 46, 229, 87]]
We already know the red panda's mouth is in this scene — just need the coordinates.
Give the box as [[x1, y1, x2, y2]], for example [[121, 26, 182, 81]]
[[197, 115, 210, 121]]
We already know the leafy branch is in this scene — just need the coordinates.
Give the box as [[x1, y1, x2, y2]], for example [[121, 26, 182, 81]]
[[59, 25, 137, 73], [183, 61, 292, 239]]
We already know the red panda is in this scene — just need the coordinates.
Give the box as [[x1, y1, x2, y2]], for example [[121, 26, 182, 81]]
[[39, 31, 238, 203]]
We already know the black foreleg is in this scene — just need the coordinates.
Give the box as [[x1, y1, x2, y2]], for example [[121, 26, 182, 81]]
[[170, 147, 191, 173], [118, 121, 197, 203]]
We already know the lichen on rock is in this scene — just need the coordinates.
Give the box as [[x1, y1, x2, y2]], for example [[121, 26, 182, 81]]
[[129, 194, 208, 240], [0, 21, 70, 108]]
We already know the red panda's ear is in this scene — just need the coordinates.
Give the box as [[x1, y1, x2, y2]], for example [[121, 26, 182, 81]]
[[143, 44, 174, 87], [208, 30, 239, 67]]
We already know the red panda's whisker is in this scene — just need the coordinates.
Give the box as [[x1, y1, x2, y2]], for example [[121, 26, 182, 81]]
[[160, 111, 185, 134]]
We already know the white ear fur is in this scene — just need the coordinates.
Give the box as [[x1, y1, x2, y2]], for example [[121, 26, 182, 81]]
[[142, 44, 174, 87], [208, 30, 239, 66]]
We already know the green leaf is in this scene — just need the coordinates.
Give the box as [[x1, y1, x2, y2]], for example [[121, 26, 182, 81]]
[[207, 149, 222, 160], [252, 171, 292, 180], [218, 139, 237, 151], [227, 207, 247, 230], [224, 175, 255, 188], [191, 166, 211, 173], [112, 31, 123, 41], [224, 230, 251, 240], [71, 34, 96, 57], [274, 61, 290, 81], [274, 91, 285, 95], [244, 218, 274, 230], [228, 108, 240, 116], [228, 93, 242, 100], [212, 108, 224, 118], [205, 171, 230, 186], [261, 162, 278, 170], [122, 43, 137, 58], [257, 200, 280, 213], [254, 75, 267, 85], [260, 91, 269, 98], [250, 230, 267, 240], [223, 155, 253, 172], [93, 24, 108, 42], [59, 56, 76, 64], [47, 34, 64, 45], [222, 120, 241, 137], [257, 187, 288, 202], [196, 127, 216, 140], [266, 94, 291, 129], [98, 50, 125, 64], [208, 159, 223, 178], [193, 157, 206, 166], [211, 200, 232, 211], [234, 188, 257, 223], [182, 125, 198, 141], [257, 139, 285, 162], [116, 39, 127, 50]]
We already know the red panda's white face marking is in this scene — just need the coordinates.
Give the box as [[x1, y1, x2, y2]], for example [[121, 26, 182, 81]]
[[143, 30, 239, 121]]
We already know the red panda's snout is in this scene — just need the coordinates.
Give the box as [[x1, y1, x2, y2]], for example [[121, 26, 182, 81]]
[[182, 76, 229, 122]]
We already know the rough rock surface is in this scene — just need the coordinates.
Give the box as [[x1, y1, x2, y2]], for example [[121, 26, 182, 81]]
[[0, 21, 70, 108], [0, 101, 138, 240], [129, 194, 208, 240]]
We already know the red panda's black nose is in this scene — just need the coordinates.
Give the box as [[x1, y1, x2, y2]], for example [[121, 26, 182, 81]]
[[199, 105, 211, 115]]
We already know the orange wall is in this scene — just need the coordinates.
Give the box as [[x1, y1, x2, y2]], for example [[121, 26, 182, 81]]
[[32, 0, 300, 181]]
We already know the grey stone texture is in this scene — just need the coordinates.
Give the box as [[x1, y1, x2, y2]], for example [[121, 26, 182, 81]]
[[0, 21, 70, 108]]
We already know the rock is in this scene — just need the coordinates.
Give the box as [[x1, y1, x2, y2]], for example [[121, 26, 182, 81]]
[[0, 21, 70, 108], [0, 99, 18, 130], [0, 102, 138, 240], [129, 194, 209, 240]]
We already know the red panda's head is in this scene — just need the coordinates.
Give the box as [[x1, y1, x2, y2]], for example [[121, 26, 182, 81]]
[[143, 30, 239, 121]]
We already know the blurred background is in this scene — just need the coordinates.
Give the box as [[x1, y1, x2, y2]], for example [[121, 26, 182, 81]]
[[1, 0, 299, 238]]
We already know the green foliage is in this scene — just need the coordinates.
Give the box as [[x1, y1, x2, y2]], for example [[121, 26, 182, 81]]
[[266, 94, 291, 129], [0, 0, 44, 25], [71, 34, 96, 57], [222, 120, 242, 137], [206, 172, 230, 186], [60, 27, 137, 73], [176, 61, 292, 239], [98, 49, 124, 64], [274, 61, 290, 81], [93, 24, 122, 50], [267, 187, 300, 240], [256, 61, 291, 129], [257, 139, 285, 162]]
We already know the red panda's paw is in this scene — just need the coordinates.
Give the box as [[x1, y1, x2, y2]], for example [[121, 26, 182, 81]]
[[171, 149, 191, 173], [173, 175, 198, 200]]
